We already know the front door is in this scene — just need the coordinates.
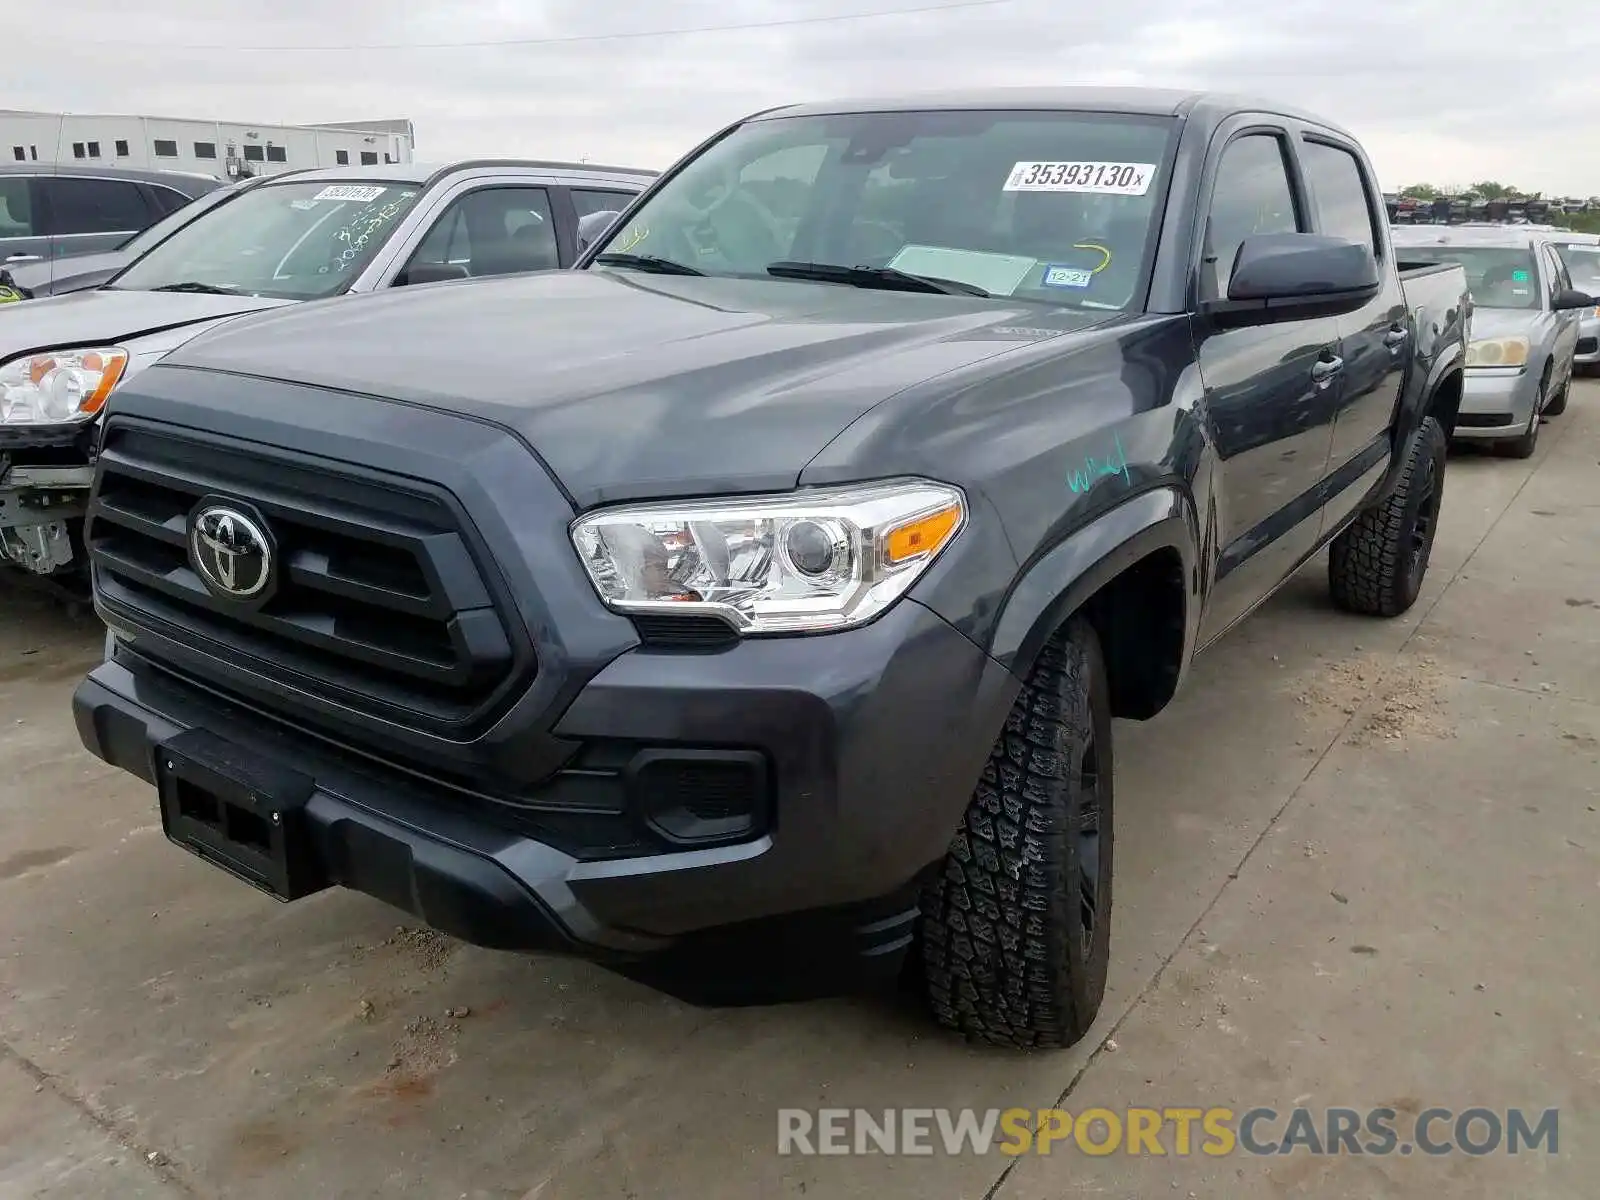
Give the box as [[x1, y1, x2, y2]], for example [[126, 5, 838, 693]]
[[1194, 127, 1343, 646]]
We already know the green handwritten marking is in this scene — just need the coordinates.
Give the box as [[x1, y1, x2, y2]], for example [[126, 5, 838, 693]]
[[1068, 431, 1131, 495]]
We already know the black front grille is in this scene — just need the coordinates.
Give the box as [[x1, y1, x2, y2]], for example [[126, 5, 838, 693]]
[[1456, 412, 1515, 428], [87, 422, 530, 734], [1578, 337, 1597, 356]]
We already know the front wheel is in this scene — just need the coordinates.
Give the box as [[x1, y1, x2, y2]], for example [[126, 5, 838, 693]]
[[919, 617, 1113, 1050], [1543, 378, 1569, 417], [1328, 416, 1447, 617]]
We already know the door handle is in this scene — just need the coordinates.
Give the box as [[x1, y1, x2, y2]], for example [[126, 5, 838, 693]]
[[1383, 326, 1409, 348], [1311, 355, 1344, 384], [2, 253, 40, 264]]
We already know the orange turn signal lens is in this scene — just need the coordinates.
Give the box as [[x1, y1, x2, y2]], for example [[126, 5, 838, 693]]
[[885, 504, 962, 565]]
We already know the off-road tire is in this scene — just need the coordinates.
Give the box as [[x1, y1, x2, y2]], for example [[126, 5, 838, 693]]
[[919, 617, 1113, 1050], [1328, 415, 1446, 618]]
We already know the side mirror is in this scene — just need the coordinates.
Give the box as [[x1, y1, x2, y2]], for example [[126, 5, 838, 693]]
[[1203, 232, 1381, 327], [1553, 287, 1594, 310], [395, 262, 471, 287], [575, 210, 621, 257]]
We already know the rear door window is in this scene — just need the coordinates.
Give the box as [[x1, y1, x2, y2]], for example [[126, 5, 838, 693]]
[[44, 177, 153, 235], [1299, 139, 1377, 258]]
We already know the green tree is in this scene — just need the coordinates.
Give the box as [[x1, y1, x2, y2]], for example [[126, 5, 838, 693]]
[[1400, 183, 1439, 199], [1471, 181, 1516, 200]]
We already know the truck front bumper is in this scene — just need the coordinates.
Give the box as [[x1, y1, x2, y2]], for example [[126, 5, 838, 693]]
[[1450, 367, 1542, 440], [73, 599, 1020, 1002]]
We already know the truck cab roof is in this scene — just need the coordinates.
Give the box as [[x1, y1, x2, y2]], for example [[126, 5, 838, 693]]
[[758, 86, 1358, 139]]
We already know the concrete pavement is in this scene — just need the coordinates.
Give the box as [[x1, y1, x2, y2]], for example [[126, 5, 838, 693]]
[[2, 384, 1597, 1199]]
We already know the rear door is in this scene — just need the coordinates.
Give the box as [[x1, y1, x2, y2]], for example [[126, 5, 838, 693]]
[[1193, 121, 1344, 645], [0, 173, 50, 273], [41, 174, 155, 262], [1299, 132, 1408, 534]]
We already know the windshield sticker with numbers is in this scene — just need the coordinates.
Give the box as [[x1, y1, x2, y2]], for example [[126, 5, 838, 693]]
[[313, 185, 387, 203], [1042, 264, 1095, 289], [1003, 162, 1156, 196]]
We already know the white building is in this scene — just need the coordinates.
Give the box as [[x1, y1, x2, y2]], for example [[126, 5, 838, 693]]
[[0, 110, 415, 179]]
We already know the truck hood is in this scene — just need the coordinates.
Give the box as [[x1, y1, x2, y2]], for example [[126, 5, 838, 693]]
[[167, 269, 1116, 506], [0, 287, 294, 360]]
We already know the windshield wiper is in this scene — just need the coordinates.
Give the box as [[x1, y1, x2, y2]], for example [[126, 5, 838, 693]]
[[765, 261, 990, 298], [593, 253, 704, 276], [149, 281, 246, 295]]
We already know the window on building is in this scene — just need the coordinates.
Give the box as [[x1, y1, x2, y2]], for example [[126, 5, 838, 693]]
[[360, 151, 378, 166], [87, 141, 101, 158], [115, 140, 130, 156], [72, 142, 85, 159], [153, 139, 178, 158], [384, 153, 395, 163], [194, 142, 217, 160], [266, 145, 287, 163], [10, 147, 23, 162], [336, 150, 349, 165], [29, 146, 37, 160], [243, 145, 265, 162], [42, 176, 152, 235]]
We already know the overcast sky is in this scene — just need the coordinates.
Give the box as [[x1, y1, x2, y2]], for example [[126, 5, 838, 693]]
[[6, 0, 1597, 195]]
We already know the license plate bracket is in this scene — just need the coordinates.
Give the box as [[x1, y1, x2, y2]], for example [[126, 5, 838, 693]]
[[155, 728, 325, 902]]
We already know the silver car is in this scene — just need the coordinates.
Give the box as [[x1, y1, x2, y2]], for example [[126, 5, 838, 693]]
[[1391, 225, 1591, 456], [1545, 231, 1600, 373]]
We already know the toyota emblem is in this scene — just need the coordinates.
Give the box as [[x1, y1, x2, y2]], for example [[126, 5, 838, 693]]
[[189, 503, 275, 601]]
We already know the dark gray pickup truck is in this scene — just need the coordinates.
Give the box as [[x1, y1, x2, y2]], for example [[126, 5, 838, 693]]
[[72, 88, 1469, 1050]]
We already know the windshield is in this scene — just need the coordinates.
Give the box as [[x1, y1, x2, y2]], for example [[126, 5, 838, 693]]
[[1397, 245, 1541, 310], [111, 180, 423, 299], [587, 109, 1176, 309], [1552, 242, 1600, 291]]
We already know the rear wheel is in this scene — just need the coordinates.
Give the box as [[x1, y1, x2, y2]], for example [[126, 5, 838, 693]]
[[1328, 416, 1446, 617], [919, 617, 1113, 1050]]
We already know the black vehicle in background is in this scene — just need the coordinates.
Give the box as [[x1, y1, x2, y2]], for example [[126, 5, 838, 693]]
[[0, 163, 224, 296]]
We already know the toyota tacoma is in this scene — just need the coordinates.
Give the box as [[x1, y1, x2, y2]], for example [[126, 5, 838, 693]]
[[72, 88, 1469, 1049]]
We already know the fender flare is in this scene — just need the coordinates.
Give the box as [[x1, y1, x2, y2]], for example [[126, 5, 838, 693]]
[[988, 486, 1202, 687]]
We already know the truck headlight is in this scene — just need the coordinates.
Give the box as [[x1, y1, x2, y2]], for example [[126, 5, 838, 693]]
[[570, 479, 966, 634], [0, 348, 128, 425], [1465, 336, 1529, 369]]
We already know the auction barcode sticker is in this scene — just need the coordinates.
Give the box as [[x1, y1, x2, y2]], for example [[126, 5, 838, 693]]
[[1003, 162, 1156, 196], [312, 185, 387, 203]]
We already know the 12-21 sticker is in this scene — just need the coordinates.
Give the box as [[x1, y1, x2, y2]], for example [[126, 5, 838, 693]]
[[1004, 161, 1156, 196]]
